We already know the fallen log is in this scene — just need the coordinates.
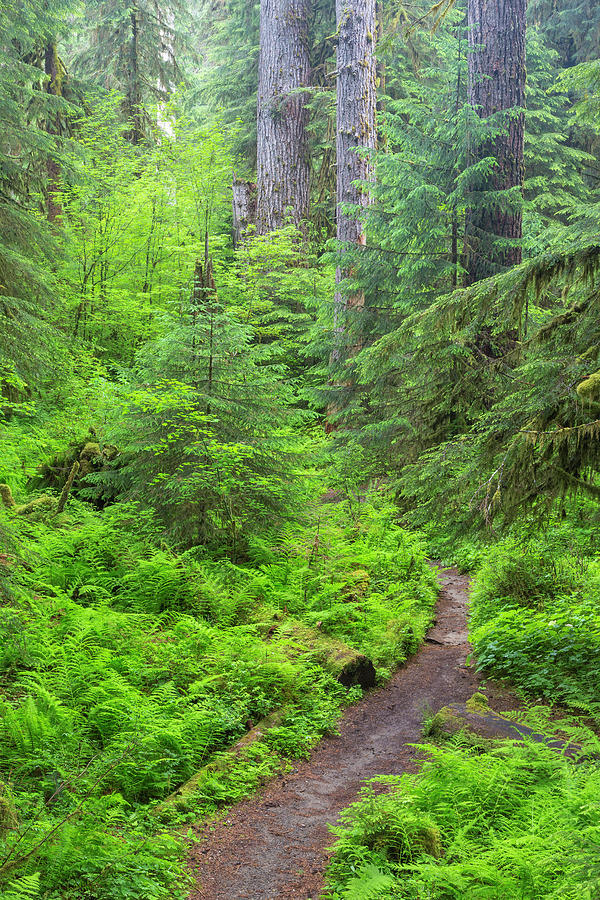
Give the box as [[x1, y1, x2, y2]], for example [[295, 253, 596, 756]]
[[151, 708, 287, 817], [272, 621, 376, 689]]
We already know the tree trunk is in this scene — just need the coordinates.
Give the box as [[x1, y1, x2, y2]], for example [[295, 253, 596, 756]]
[[332, 0, 377, 359], [44, 41, 62, 223], [464, 0, 526, 285], [256, 0, 311, 234], [232, 179, 257, 246], [375, 0, 387, 149]]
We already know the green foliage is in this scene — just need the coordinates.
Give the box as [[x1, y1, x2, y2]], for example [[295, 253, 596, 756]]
[[3, 2, 600, 899], [186, 0, 260, 165], [58, 100, 236, 365], [68, 0, 196, 143], [1, 874, 41, 900], [95, 355, 301, 554], [324, 737, 600, 899], [470, 528, 600, 715], [0, 448, 434, 897], [278, 496, 437, 674], [319, 14, 600, 533], [531, 0, 600, 65], [0, 0, 76, 383]]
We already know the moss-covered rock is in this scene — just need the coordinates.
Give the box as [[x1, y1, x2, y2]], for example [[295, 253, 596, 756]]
[[466, 691, 490, 713], [428, 700, 585, 758], [427, 704, 469, 739]]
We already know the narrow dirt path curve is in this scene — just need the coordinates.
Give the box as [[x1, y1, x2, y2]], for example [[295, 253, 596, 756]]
[[187, 568, 516, 900]]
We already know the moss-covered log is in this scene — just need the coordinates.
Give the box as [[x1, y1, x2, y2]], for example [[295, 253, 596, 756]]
[[151, 708, 287, 817], [274, 621, 376, 689], [56, 461, 79, 514], [0, 485, 56, 518]]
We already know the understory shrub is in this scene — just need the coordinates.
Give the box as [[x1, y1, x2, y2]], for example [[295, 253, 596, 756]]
[[470, 534, 600, 714], [0, 487, 434, 897], [324, 739, 600, 899]]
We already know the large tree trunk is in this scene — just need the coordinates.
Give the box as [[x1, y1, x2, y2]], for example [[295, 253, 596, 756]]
[[256, 0, 311, 234], [464, 0, 526, 285], [332, 0, 377, 360]]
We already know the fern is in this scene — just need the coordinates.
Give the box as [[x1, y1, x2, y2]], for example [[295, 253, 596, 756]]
[[341, 865, 395, 900], [0, 873, 41, 900]]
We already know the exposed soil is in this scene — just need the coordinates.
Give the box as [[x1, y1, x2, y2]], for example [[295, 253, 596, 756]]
[[187, 567, 519, 900]]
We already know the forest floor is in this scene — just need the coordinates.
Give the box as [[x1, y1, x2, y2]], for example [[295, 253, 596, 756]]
[[187, 568, 520, 900]]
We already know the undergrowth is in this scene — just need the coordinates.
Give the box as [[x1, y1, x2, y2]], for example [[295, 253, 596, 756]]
[[469, 521, 600, 717], [324, 728, 600, 899], [324, 501, 600, 900], [0, 464, 435, 897]]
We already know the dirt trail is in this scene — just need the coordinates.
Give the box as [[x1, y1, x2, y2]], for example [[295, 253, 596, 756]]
[[187, 567, 517, 900]]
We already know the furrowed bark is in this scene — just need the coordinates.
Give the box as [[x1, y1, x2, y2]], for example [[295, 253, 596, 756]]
[[465, 0, 526, 285], [232, 179, 257, 246], [256, 0, 311, 233], [332, 0, 377, 361]]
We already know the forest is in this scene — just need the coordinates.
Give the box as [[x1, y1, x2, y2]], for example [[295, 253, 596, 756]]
[[0, 0, 599, 897]]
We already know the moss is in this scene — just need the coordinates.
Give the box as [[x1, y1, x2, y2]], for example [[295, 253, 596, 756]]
[[0, 485, 56, 518], [278, 621, 376, 688], [0, 484, 15, 509], [0, 786, 17, 837], [466, 691, 490, 713], [15, 495, 57, 519], [56, 461, 79, 514], [427, 705, 467, 739], [80, 442, 101, 460], [576, 371, 600, 402], [425, 706, 496, 752]]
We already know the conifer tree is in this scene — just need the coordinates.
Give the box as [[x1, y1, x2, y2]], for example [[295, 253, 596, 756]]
[[44, 39, 65, 222], [333, 0, 377, 357], [465, 0, 526, 283], [73, 0, 188, 143], [256, 0, 311, 233], [188, 0, 260, 166], [0, 0, 75, 382], [530, 0, 600, 65]]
